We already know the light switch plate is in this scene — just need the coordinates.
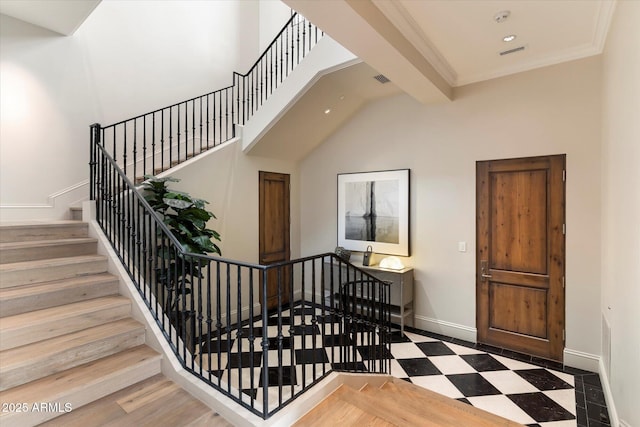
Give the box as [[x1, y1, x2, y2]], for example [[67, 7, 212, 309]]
[[458, 242, 467, 252]]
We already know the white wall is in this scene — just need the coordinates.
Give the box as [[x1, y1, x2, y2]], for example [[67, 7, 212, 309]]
[[162, 138, 300, 323], [300, 56, 603, 365], [259, 0, 291, 52], [601, 1, 640, 426], [167, 139, 300, 265], [0, 0, 260, 221]]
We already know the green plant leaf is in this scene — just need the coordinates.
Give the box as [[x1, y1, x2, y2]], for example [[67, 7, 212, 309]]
[[163, 198, 193, 210]]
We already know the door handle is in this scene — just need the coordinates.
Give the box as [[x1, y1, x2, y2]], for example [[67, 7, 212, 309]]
[[480, 260, 492, 280]]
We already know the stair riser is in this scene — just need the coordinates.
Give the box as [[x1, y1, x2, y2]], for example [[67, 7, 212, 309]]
[[0, 241, 97, 264], [0, 279, 119, 317], [0, 326, 146, 391], [0, 302, 131, 351], [70, 208, 83, 221], [0, 224, 88, 243], [0, 350, 161, 427], [0, 258, 108, 288]]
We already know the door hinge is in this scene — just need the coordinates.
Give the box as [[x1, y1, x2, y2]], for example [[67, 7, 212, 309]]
[[562, 276, 565, 289], [562, 224, 566, 235], [562, 329, 565, 342], [562, 170, 566, 182]]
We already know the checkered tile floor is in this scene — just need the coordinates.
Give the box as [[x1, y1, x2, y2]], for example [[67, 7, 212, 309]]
[[196, 305, 608, 426]]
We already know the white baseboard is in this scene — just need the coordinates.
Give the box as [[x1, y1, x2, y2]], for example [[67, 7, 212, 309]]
[[413, 315, 477, 343], [599, 357, 620, 427], [563, 348, 600, 372]]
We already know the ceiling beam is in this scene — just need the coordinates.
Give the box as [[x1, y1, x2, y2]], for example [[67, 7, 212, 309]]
[[284, 0, 452, 104]]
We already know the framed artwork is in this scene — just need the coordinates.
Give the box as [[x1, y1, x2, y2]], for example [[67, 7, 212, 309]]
[[337, 169, 410, 256]]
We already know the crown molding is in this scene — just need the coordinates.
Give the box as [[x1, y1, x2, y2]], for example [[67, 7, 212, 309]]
[[372, 0, 617, 87]]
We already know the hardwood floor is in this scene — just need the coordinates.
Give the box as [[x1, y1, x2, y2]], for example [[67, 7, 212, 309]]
[[294, 378, 525, 427], [39, 374, 233, 427]]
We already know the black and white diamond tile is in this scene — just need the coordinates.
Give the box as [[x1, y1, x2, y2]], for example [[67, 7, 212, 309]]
[[196, 306, 607, 425]]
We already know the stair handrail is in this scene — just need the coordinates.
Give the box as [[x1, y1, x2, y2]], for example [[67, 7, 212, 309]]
[[233, 13, 323, 125], [91, 137, 391, 419], [91, 12, 323, 186]]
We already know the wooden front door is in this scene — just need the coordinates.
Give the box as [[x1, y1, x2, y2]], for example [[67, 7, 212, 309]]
[[476, 155, 565, 361], [259, 171, 291, 310]]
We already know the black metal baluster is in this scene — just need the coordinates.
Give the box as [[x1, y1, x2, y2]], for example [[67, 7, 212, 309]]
[[261, 267, 269, 415], [132, 119, 137, 182], [276, 266, 283, 407], [192, 256, 201, 371], [215, 90, 219, 144], [248, 267, 255, 408], [177, 104, 181, 167], [192, 99, 196, 157], [236, 266, 243, 400], [205, 94, 210, 148], [151, 113, 155, 176], [302, 18, 307, 58], [168, 108, 173, 171], [215, 260, 222, 387], [122, 123, 127, 177], [224, 89, 233, 141], [142, 116, 148, 178], [225, 263, 232, 395], [289, 263, 295, 399], [199, 97, 203, 153]]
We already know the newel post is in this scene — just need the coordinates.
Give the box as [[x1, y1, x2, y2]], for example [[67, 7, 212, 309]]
[[89, 123, 101, 201]]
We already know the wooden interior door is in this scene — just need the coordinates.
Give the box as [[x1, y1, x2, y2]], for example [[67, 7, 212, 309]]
[[259, 171, 291, 310], [476, 155, 565, 361]]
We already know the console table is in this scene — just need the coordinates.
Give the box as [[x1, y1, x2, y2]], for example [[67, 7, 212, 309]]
[[324, 262, 414, 333]]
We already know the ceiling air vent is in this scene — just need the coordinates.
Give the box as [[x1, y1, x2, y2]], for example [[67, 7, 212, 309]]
[[500, 46, 526, 56], [373, 74, 390, 84]]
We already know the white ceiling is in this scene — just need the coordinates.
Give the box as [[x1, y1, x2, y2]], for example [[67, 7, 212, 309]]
[[0, 0, 101, 36], [371, 0, 616, 87], [286, 0, 616, 101]]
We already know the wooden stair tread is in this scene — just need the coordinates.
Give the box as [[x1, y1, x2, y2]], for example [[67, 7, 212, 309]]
[[0, 272, 116, 296], [0, 255, 108, 289], [0, 220, 84, 227], [0, 254, 107, 273], [39, 374, 229, 427], [0, 221, 87, 243], [0, 318, 145, 391], [0, 237, 97, 250], [1, 296, 130, 331], [0, 345, 161, 426], [0, 237, 98, 264], [0, 296, 131, 351]]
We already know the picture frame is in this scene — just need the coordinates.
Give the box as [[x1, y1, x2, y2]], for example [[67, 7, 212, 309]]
[[337, 169, 410, 256]]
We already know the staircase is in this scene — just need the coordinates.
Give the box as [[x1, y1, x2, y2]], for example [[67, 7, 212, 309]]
[[0, 221, 223, 426], [293, 377, 525, 427]]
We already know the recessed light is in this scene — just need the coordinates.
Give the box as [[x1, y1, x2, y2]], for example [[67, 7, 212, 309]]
[[494, 10, 510, 23], [324, 108, 331, 114], [503, 34, 517, 42]]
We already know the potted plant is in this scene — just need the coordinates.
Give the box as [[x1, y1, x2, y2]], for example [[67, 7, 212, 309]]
[[141, 175, 221, 351]]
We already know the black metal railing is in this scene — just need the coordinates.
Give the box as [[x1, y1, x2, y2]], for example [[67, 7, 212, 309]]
[[233, 13, 323, 125], [92, 13, 323, 187], [90, 139, 391, 419]]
